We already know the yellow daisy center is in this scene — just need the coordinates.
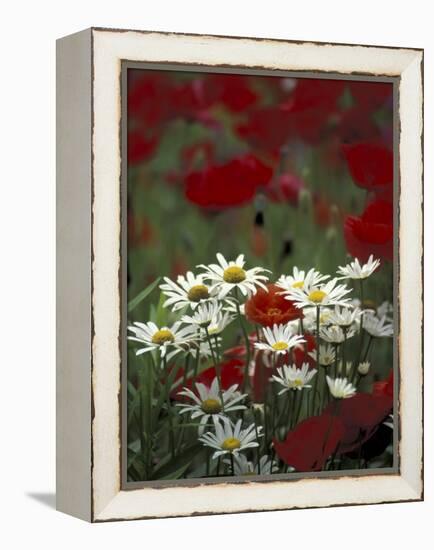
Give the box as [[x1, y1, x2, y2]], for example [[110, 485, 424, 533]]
[[187, 284, 209, 302], [201, 398, 222, 414], [223, 266, 246, 284], [308, 289, 327, 303], [222, 437, 241, 451], [272, 341, 289, 351], [292, 281, 304, 288], [151, 329, 175, 345], [292, 378, 303, 388]]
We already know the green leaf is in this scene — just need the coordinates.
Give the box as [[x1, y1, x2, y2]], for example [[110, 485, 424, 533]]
[[151, 443, 202, 480], [159, 463, 191, 480], [128, 277, 161, 313]]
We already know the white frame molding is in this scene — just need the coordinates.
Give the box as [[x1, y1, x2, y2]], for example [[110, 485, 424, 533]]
[[56, 28, 423, 522]]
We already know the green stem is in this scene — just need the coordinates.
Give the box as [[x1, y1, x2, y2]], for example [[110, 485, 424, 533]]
[[205, 326, 225, 412], [311, 306, 321, 416], [235, 289, 251, 392]]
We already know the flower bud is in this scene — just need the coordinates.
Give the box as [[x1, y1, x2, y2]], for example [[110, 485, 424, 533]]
[[357, 362, 370, 376]]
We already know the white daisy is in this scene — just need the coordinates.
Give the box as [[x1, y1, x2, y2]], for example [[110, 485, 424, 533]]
[[207, 310, 235, 336], [363, 313, 393, 338], [302, 307, 333, 332], [186, 340, 221, 360], [276, 267, 329, 292], [224, 454, 277, 476], [357, 361, 371, 376], [181, 300, 222, 328], [177, 378, 247, 434], [127, 321, 197, 360], [223, 297, 245, 316], [199, 417, 262, 459], [376, 301, 393, 322], [308, 344, 336, 367], [328, 305, 362, 328], [254, 323, 306, 355], [320, 325, 355, 344], [283, 278, 353, 309], [198, 253, 269, 300], [271, 363, 317, 394], [337, 255, 380, 280], [159, 271, 215, 311], [326, 376, 356, 399]]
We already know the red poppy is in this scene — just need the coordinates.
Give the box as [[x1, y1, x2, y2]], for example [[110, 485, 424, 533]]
[[245, 284, 302, 328], [280, 78, 345, 144], [128, 214, 155, 246], [293, 333, 316, 368], [236, 107, 294, 152], [128, 72, 170, 128], [274, 414, 345, 471], [342, 142, 393, 190], [267, 173, 304, 205], [127, 130, 158, 165], [372, 370, 394, 399], [171, 358, 245, 400], [209, 74, 259, 113], [313, 195, 333, 227], [251, 226, 268, 257], [336, 107, 381, 144], [324, 392, 392, 454], [185, 154, 273, 209], [344, 199, 393, 262], [348, 81, 392, 109]]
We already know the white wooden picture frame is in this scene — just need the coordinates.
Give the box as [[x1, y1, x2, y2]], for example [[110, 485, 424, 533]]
[[56, 27, 423, 522]]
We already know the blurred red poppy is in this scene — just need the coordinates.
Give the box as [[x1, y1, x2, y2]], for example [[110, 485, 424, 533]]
[[236, 107, 294, 152], [344, 199, 393, 262], [343, 142, 393, 190], [210, 74, 259, 112], [267, 173, 304, 205], [324, 392, 392, 454], [274, 414, 345, 471], [127, 130, 158, 165], [293, 333, 316, 368], [128, 72, 170, 128], [185, 154, 273, 209], [245, 284, 302, 327], [171, 358, 245, 400], [372, 370, 394, 399], [348, 81, 392, 109], [280, 78, 345, 144]]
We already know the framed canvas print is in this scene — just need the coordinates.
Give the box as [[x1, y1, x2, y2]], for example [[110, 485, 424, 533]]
[[56, 28, 423, 522]]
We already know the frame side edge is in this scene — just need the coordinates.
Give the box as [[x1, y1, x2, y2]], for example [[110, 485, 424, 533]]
[[56, 28, 93, 522]]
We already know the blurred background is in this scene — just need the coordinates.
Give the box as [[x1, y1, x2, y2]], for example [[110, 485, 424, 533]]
[[127, 69, 394, 314]]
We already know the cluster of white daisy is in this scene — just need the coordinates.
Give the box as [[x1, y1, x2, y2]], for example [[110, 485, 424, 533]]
[[128, 252, 394, 476], [128, 253, 269, 362]]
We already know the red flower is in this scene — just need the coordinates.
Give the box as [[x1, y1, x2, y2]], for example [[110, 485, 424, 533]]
[[171, 359, 245, 400], [185, 154, 273, 209], [372, 370, 394, 399], [324, 392, 392, 454], [274, 414, 345, 471], [236, 107, 294, 152], [342, 142, 393, 190], [210, 74, 258, 113], [336, 107, 381, 144], [127, 131, 158, 165], [293, 333, 316, 368], [245, 284, 302, 327], [128, 72, 170, 128], [267, 173, 304, 205], [344, 199, 393, 262], [280, 78, 345, 144], [348, 81, 392, 109]]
